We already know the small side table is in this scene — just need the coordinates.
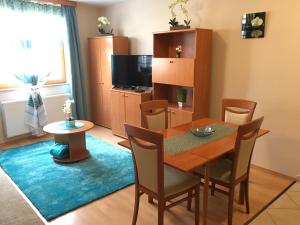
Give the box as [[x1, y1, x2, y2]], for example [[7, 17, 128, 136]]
[[43, 120, 94, 163]]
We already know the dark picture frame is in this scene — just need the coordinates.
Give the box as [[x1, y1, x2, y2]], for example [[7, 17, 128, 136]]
[[241, 12, 266, 39]]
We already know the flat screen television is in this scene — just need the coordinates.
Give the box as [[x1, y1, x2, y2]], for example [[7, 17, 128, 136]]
[[111, 55, 152, 88]]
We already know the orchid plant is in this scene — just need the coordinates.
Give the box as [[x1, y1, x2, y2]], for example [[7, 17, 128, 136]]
[[62, 99, 75, 121], [168, 0, 191, 28]]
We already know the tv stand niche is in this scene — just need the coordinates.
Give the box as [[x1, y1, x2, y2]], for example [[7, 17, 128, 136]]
[[111, 88, 151, 137]]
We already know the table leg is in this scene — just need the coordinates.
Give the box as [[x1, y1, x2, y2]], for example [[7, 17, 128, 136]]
[[203, 162, 210, 225]]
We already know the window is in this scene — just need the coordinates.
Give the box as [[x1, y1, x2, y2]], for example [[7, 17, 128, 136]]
[[0, 4, 68, 89]]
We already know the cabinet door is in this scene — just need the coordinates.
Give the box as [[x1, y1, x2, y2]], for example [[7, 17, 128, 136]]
[[170, 109, 193, 128], [111, 91, 126, 137], [88, 38, 102, 84], [91, 83, 103, 125], [124, 93, 141, 127], [99, 38, 113, 90], [152, 58, 194, 87]]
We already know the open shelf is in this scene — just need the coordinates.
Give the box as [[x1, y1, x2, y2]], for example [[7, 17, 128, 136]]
[[153, 83, 193, 109], [168, 102, 193, 112], [153, 30, 196, 58]]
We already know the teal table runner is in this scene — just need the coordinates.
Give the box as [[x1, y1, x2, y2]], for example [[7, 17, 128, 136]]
[[56, 121, 84, 130], [164, 124, 237, 155]]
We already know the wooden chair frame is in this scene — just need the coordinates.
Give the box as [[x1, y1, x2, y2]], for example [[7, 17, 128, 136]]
[[221, 98, 257, 123], [194, 117, 264, 225], [125, 124, 200, 225], [140, 100, 168, 130]]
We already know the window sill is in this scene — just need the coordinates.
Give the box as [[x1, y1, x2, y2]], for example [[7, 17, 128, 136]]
[[0, 83, 71, 102]]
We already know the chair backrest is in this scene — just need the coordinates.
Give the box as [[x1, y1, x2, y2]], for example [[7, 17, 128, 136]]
[[140, 100, 168, 132], [124, 123, 164, 196], [231, 117, 264, 181], [222, 98, 257, 124]]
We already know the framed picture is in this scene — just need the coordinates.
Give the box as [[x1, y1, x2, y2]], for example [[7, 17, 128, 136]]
[[241, 12, 266, 39]]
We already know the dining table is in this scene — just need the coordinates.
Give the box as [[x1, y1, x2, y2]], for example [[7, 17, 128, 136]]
[[118, 117, 269, 225]]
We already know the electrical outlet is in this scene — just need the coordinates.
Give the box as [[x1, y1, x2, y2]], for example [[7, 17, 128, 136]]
[[296, 175, 300, 182]]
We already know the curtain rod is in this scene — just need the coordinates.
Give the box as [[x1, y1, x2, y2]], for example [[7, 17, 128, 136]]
[[31, 0, 77, 7]]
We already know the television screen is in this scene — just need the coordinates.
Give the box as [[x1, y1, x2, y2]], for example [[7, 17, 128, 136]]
[[111, 55, 152, 87]]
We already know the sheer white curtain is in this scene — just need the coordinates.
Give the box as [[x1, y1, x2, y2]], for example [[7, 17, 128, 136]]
[[0, 0, 69, 136]]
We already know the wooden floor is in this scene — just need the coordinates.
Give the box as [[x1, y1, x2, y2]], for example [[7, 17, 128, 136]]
[[0, 126, 293, 225]]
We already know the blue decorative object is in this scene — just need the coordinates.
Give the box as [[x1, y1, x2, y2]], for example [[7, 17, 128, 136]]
[[49, 144, 69, 159], [56, 121, 84, 130], [0, 134, 134, 220]]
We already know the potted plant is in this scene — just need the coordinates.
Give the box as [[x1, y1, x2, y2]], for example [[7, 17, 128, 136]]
[[176, 88, 187, 108], [168, 0, 191, 30], [98, 16, 113, 35], [62, 99, 75, 127]]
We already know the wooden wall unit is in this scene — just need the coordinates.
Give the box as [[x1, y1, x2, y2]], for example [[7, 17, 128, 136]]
[[153, 28, 212, 127], [111, 89, 152, 137], [88, 36, 128, 128]]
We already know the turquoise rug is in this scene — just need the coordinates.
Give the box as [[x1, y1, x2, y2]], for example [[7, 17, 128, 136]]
[[0, 135, 134, 221]]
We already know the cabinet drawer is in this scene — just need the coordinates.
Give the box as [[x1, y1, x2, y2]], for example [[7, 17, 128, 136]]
[[153, 58, 194, 87]]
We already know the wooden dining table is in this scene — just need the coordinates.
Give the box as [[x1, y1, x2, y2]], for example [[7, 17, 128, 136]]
[[118, 118, 269, 225]]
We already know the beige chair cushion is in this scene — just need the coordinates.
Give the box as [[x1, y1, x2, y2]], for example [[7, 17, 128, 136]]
[[225, 107, 251, 125], [236, 134, 257, 179], [194, 159, 232, 183], [145, 112, 166, 132], [131, 142, 158, 193], [164, 165, 199, 197]]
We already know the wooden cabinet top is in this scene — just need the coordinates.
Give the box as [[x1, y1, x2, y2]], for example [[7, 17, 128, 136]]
[[153, 28, 212, 35]]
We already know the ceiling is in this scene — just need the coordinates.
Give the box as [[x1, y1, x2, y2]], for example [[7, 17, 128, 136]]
[[73, 0, 126, 6]]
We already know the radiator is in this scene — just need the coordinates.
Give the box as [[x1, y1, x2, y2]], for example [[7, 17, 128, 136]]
[[1, 94, 69, 138]]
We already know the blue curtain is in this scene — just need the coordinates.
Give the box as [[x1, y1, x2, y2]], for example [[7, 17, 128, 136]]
[[62, 6, 87, 120]]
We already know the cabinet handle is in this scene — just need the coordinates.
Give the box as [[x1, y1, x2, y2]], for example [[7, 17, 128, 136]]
[[171, 111, 175, 114], [124, 95, 129, 97]]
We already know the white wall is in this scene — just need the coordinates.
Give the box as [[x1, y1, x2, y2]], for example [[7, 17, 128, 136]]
[[76, 3, 102, 119], [101, 0, 300, 177]]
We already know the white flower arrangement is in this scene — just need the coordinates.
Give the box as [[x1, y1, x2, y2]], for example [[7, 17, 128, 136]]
[[98, 16, 110, 28], [97, 16, 113, 35], [62, 99, 75, 120], [176, 45, 182, 53]]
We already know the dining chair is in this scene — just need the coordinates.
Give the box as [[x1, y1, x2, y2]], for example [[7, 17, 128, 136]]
[[221, 98, 257, 202], [125, 123, 201, 225], [193, 117, 264, 225], [140, 100, 168, 132], [222, 98, 257, 124]]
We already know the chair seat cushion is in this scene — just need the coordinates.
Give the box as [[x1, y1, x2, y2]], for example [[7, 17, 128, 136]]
[[194, 158, 232, 183], [164, 165, 199, 197]]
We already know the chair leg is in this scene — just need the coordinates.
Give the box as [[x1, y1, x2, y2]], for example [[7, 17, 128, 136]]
[[187, 190, 192, 211], [211, 182, 215, 196], [228, 187, 234, 225], [158, 200, 164, 225], [132, 186, 140, 225], [239, 182, 245, 204], [245, 180, 250, 213], [148, 195, 154, 204], [195, 186, 200, 225]]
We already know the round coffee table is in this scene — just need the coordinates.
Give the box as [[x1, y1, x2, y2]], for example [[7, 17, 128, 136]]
[[43, 120, 94, 163]]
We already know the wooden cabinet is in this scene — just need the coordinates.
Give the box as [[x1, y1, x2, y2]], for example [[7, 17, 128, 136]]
[[152, 58, 194, 87], [111, 89, 152, 137], [168, 108, 193, 128], [88, 36, 128, 128], [153, 29, 212, 126]]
